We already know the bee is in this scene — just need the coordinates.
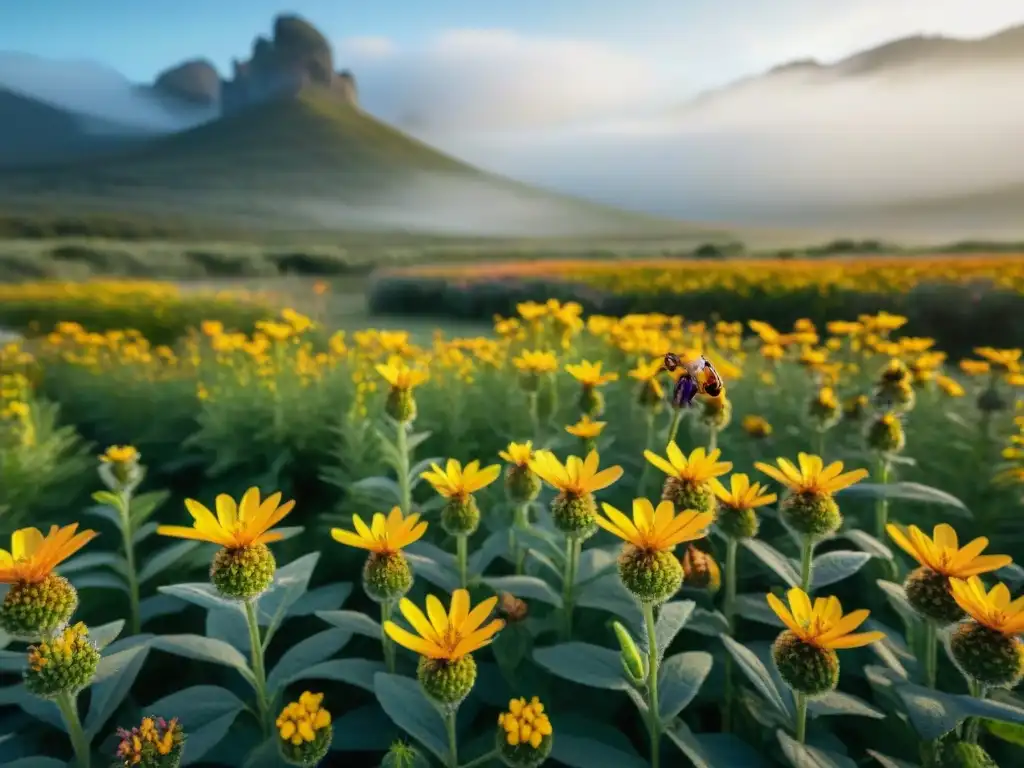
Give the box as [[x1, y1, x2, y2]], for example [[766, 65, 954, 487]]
[[662, 352, 724, 408]]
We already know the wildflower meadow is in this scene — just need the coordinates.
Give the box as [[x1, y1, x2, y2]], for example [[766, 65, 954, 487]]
[[1, 288, 1024, 768]]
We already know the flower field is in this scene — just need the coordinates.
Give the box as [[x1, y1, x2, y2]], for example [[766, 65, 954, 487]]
[[1, 291, 1024, 768], [369, 255, 1024, 356]]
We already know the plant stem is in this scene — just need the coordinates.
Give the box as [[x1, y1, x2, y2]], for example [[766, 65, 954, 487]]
[[666, 408, 683, 447], [708, 427, 718, 453], [56, 691, 90, 768], [560, 536, 581, 640], [799, 537, 815, 592], [244, 600, 270, 736], [117, 490, 141, 635], [636, 410, 656, 497], [722, 536, 739, 732], [923, 621, 937, 688], [512, 504, 529, 575], [395, 419, 411, 515], [445, 709, 459, 768], [381, 600, 396, 674], [456, 534, 469, 589], [874, 456, 891, 541], [795, 692, 808, 744], [459, 749, 500, 768], [643, 602, 661, 768], [527, 391, 540, 441], [964, 680, 987, 744], [816, 429, 825, 459]]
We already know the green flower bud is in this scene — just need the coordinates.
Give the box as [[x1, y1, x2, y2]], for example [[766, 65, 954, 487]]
[[866, 412, 906, 454], [24, 622, 100, 698], [210, 543, 276, 601], [929, 735, 999, 768], [611, 621, 646, 684], [550, 491, 598, 539], [904, 567, 963, 625], [718, 506, 759, 540], [505, 464, 541, 504], [779, 492, 842, 539], [700, 396, 732, 431], [417, 654, 477, 708], [381, 741, 430, 768], [873, 381, 915, 413], [771, 630, 839, 696], [618, 545, 683, 604], [808, 394, 840, 430], [578, 385, 604, 417], [637, 381, 664, 412], [497, 697, 554, 768], [363, 551, 413, 603], [0, 573, 78, 640], [976, 386, 1007, 414], [843, 394, 869, 422], [661, 478, 717, 518], [950, 622, 1024, 688], [681, 545, 721, 594], [385, 387, 417, 424], [441, 495, 481, 536]]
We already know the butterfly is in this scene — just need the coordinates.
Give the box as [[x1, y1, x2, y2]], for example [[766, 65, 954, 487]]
[[662, 352, 724, 408]]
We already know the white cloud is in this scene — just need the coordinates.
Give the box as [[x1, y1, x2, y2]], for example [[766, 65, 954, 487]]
[[336, 29, 669, 132]]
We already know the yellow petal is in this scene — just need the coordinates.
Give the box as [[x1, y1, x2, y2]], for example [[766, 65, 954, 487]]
[[449, 589, 470, 630], [766, 593, 801, 634], [156, 525, 229, 545], [11, 528, 44, 560], [384, 621, 443, 657], [824, 630, 886, 650], [787, 588, 812, 626], [600, 503, 641, 542], [398, 598, 442, 645], [330, 529, 372, 550], [215, 494, 238, 529], [645, 450, 679, 478], [886, 524, 924, 566], [817, 609, 870, 643], [932, 523, 958, 552], [238, 487, 262, 523], [184, 499, 222, 533], [452, 618, 505, 657], [956, 555, 1013, 577], [425, 595, 450, 637], [587, 465, 623, 492], [460, 594, 499, 636]]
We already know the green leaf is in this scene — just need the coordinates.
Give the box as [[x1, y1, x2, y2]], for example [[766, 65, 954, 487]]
[[683, 608, 731, 637], [809, 691, 885, 720], [777, 730, 857, 767], [140, 594, 189, 623], [255, 552, 320, 629], [90, 619, 125, 650], [743, 539, 800, 587], [667, 720, 771, 768], [71, 571, 127, 592], [484, 575, 563, 607], [152, 635, 255, 684], [810, 551, 873, 590], [138, 541, 201, 584], [653, 600, 696, 660], [876, 580, 920, 629], [91, 490, 123, 510], [350, 476, 402, 503], [330, 703, 402, 752], [267, 628, 352, 692], [206, 607, 249, 652], [866, 750, 921, 768], [0, 684, 64, 731], [288, 583, 352, 617], [6, 759, 67, 768], [469, 530, 510, 576], [373, 672, 448, 763], [721, 635, 791, 718], [836, 482, 971, 516], [658, 650, 713, 722], [0, 650, 25, 672], [838, 530, 893, 559], [284, 658, 385, 692], [57, 551, 125, 575], [552, 733, 649, 768], [129, 489, 171, 527], [983, 718, 1024, 746], [735, 594, 786, 628], [146, 685, 246, 766], [408, 456, 444, 488], [132, 521, 160, 545], [316, 609, 383, 640], [574, 546, 618, 585], [575, 576, 644, 637], [158, 583, 242, 613], [85, 641, 151, 738], [268, 525, 305, 542], [532, 642, 629, 690], [406, 553, 460, 593], [895, 681, 1024, 740]]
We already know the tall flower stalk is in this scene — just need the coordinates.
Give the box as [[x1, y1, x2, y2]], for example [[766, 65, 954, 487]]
[[528, 450, 623, 640], [376, 357, 430, 515], [421, 459, 501, 588], [594, 498, 715, 768], [157, 486, 297, 736], [500, 442, 542, 575], [96, 444, 145, 634], [630, 357, 667, 497], [331, 506, 428, 674]]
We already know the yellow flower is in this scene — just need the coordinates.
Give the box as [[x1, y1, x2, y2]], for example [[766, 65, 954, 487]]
[[564, 360, 618, 387], [628, 357, 664, 386], [596, 498, 713, 552], [420, 459, 501, 499], [331, 507, 427, 554], [566, 414, 605, 439], [710, 474, 777, 510], [755, 453, 868, 496], [529, 450, 623, 496], [156, 487, 295, 547], [512, 349, 558, 374], [383, 588, 505, 660], [742, 415, 772, 439], [375, 357, 429, 390], [935, 374, 965, 397], [767, 588, 885, 649], [949, 577, 1024, 635], [499, 441, 535, 466], [974, 347, 1021, 373], [100, 445, 139, 464], [498, 696, 553, 749], [960, 359, 990, 376], [0, 524, 98, 584], [644, 443, 732, 485], [276, 691, 332, 745], [886, 523, 1011, 578]]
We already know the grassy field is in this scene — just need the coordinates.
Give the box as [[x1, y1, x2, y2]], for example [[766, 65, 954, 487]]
[[1, 280, 1023, 767]]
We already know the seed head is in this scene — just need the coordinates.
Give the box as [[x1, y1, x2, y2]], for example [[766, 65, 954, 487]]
[[210, 543, 276, 601]]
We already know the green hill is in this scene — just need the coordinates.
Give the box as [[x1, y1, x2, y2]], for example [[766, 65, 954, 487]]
[[0, 89, 719, 240]]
